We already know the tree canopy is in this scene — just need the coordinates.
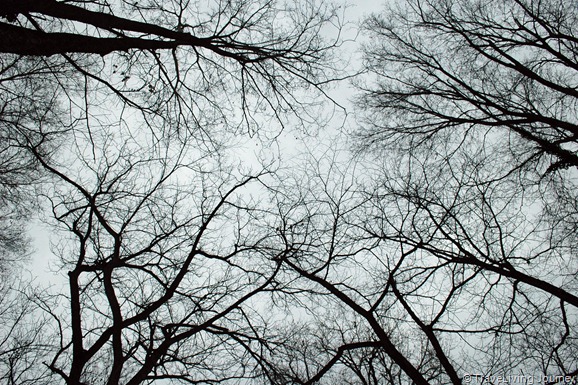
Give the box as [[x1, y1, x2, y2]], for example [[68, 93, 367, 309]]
[[0, 0, 577, 384]]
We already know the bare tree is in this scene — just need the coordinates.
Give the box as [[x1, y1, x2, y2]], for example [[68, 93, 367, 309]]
[[0, 54, 65, 272], [263, 0, 578, 382], [248, 150, 435, 385], [1, 0, 346, 138], [0, 1, 348, 384], [263, 140, 577, 384], [0, 0, 345, 270], [354, 0, 578, 328], [0, 72, 59, 378], [354, 148, 578, 382], [0, 275, 55, 385], [357, 0, 578, 174], [27, 118, 300, 384], [8, 0, 576, 384]]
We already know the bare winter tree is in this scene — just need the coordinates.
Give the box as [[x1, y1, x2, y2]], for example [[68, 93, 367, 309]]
[[258, 150, 456, 385], [0, 52, 83, 385], [0, 0, 345, 273], [0, 0, 345, 138], [357, 0, 578, 174], [257, 0, 578, 383], [0, 276, 54, 385], [6, 0, 576, 384], [264, 144, 577, 385], [29, 119, 301, 384], [355, 0, 578, 326], [0, 1, 347, 384], [0, 54, 64, 273]]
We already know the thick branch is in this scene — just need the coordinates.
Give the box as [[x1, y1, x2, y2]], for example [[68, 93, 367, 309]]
[[0, 22, 178, 56]]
